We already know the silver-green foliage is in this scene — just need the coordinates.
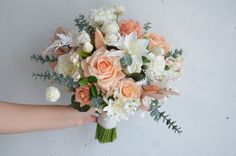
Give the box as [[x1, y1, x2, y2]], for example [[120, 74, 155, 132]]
[[31, 54, 57, 64], [32, 71, 76, 88], [74, 14, 93, 33], [150, 100, 183, 134]]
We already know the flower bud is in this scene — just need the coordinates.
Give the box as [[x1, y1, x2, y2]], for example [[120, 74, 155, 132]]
[[82, 42, 93, 53]]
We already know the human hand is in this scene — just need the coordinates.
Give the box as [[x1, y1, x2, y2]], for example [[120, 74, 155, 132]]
[[71, 107, 97, 126]]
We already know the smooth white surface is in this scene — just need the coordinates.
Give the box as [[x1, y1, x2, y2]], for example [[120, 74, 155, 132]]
[[0, 0, 236, 156]]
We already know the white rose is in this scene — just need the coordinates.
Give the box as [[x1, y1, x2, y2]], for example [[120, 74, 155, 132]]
[[77, 30, 91, 45], [104, 32, 121, 46], [82, 42, 93, 53], [45, 86, 60, 102], [101, 22, 119, 34], [55, 53, 79, 78]]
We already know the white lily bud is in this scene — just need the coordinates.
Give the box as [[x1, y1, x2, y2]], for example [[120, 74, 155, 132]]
[[77, 30, 91, 45], [82, 42, 93, 53]]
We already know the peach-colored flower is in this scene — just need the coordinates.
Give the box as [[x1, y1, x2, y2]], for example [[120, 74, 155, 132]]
[[75, 85, 91, 107], [81, 47, 125, 91], [117, 78, 142, 99], [140, 85, 160, 110], [95, 28, 105, 49], [141, 85, 160, 98], [119, 20, 142, 38], [146, 33, 170, 54], [51, 27, 77, 57]]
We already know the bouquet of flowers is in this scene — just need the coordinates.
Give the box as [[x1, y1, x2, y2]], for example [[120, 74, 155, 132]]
[[31, 5, 184, 144]]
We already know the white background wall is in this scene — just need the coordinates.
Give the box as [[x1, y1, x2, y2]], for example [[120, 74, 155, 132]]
[[0, 0, 235, 156]]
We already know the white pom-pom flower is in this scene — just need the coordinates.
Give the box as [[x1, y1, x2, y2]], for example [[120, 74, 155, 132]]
[[45, 86, 60, 102]]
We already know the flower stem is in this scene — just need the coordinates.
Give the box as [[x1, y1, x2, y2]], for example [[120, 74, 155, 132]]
[[95, 123, 117, 144]]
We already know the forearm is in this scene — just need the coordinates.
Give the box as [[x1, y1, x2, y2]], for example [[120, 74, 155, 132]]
[[0, 101, 80, 134]]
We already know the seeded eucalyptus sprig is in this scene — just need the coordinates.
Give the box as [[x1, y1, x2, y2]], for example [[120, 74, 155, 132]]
[[149, 100, 182, 134], [74, 14, 93, 33], [143, 21, 152, 33], [165, 49, 183, 59], [32, 71, 76, 88], [31, 54, 57, 64]]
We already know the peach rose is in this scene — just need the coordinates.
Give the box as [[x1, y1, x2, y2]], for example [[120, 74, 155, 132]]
[[146, 33, 170, 54], [119, 20, 142, 38], [75, 85, 91, 107], [81, 47, 125, 91], [117, 78, 142, 99]]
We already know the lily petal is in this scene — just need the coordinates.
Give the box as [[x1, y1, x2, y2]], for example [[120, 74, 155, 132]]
[[95, 28, 105, 49]]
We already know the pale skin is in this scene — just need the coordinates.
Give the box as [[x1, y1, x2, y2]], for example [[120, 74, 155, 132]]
[[0, 101, 97, 134]]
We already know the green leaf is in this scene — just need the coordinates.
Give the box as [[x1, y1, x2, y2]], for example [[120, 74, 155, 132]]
[[149, 100, 182, 134], [79, 78, 88, 86], [128, 71, 146, 82], [88, 76, 97, 83], [70, 94, 90, 112], [90, 84, 98, 97], [142, 56, 150, 64], [78, 50, 91, 58]]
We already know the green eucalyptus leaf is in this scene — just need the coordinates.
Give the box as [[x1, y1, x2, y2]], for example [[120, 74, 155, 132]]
[[120, 54, 132, 68], [91, 96, 103, 108]]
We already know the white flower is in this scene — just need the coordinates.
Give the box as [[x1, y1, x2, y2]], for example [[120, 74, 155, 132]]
[[113, 5, 125, 16], [106, 32, 149, 73], [77, 30, 91, 45], [126, 56, 143, 73], [142, 96, 155, 108], [151, 47, 165, 56], [146, 53, 165, 80], [82, 42, 93, 53], [103, 99, 129, 122], [70, 52, 79, 64], [55, 52, 81, 81], [56, 33, 73, 45], [101, 22, 119, 34], [45, 86, 60, 102], [104, 32, 121, 46], [123, 99, 141, 115], [89, 6, 117, 26], [121, 32, 149, 56]]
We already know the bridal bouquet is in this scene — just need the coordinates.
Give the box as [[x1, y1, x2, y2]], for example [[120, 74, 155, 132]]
[[31, 5, 184, 143]]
